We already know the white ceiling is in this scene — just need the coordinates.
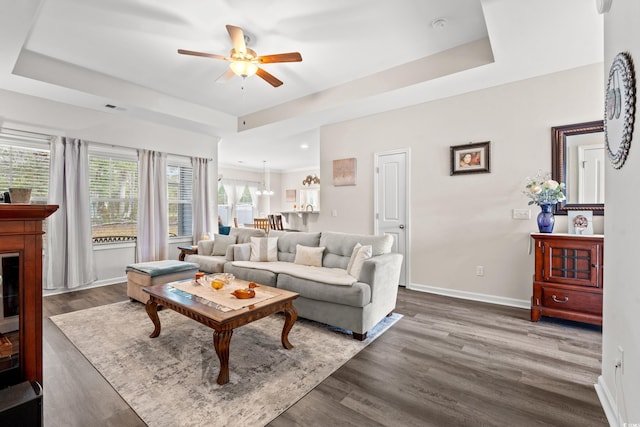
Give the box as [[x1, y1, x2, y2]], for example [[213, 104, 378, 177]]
[[0, 0, 603, 171]]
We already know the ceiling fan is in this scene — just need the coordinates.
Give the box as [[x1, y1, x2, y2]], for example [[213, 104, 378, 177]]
[[178, 25, 302, 87]]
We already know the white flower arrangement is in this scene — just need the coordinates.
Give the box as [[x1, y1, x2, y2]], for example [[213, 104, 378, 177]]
[[523, 171, 566, 206]]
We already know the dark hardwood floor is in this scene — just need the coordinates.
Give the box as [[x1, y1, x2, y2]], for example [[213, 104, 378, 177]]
[[42, 284, 607, 426]]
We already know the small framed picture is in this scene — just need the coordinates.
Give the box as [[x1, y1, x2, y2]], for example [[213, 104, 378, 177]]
[[450, 141, 491, 175], [333, 157, 357, 186], [285, 189, 296, 202], [568, 210, 593, 235]]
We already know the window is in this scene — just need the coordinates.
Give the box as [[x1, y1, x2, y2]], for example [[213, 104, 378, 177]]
[[218, 184, 230, 226], [0, 140, 50, 204], [236, 184, 254, 226], [217, 180, 257, 226], [89, 154, 138, 244], [167, 164, 192, 238]]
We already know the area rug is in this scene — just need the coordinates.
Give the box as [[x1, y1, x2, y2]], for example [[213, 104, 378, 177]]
[[51, 302, 401, 427]]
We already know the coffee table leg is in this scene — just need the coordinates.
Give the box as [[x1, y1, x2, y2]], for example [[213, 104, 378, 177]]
[[213, 329, 233, 385], [145, 299, 161, 338], [281, 304, 297, 350]]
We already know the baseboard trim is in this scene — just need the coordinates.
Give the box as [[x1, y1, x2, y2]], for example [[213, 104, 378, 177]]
[[595, 375, 619, 427], [43, 276, 127, 297], [407, 283, 530, 309]]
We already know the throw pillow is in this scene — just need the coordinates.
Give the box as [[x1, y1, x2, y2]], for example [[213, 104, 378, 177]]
[[346, 243, 362, 273], [250, 237, 278, 262], [211, 234, 237, 256], [347, 244, 372, 280], [293, 244, 325, 267]]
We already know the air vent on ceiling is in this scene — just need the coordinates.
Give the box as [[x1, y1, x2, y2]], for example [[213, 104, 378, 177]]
[[104, 104, 126, 111]]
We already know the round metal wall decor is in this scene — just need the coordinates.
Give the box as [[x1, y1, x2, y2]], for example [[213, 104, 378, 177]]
[[605, 52, 636, 169]]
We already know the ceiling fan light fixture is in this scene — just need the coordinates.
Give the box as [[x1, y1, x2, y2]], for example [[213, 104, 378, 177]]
[[230, 60, 258, 77]]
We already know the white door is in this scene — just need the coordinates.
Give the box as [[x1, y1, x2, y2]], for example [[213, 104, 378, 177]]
[[375, 150, 409, 286], [578, 145, 605, 204]]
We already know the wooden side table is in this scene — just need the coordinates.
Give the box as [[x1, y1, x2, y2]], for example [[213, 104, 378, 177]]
[[178, 245, 198, 261]]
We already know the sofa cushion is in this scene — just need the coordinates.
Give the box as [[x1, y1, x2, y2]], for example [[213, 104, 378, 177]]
[[231, 261, 356, 286], [197, 239, 215, 257], [320, 232, 393, 269], [347, 244, 372, 279], [229, 227, 266, 243], [250, 237, 278, 262], [185, 254, 226, 274], [223, 262, 278, 287], [269, 231, 321, 262], [294, 244, 325, 267], [277, 273, 371, 308], [212, 234, 237, 256]]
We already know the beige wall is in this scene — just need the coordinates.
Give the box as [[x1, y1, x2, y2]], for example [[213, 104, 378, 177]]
[[600, 0, 640, 423], [316, 63, 604, 305]]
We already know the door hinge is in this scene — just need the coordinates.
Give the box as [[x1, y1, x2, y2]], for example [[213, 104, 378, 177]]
[[376, 167, 379, 174], [375, 212, 379, 220]]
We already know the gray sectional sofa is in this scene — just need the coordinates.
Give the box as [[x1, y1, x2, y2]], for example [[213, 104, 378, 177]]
[[217, 230, 403, 340]]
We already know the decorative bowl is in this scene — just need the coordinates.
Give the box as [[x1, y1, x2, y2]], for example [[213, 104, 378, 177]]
[[213, 273, 235, 285], [230, 289, 255, 299]]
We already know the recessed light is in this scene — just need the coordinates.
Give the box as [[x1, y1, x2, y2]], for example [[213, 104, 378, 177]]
[[300, 144, 309, 149]]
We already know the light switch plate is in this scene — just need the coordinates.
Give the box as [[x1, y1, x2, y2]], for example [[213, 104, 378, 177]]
[[512, 209, 531, 220]]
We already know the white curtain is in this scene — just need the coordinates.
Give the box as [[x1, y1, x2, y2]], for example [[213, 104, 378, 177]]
[[137, 149, 168, 262], [191, 157, 213, 242], [44, 137, 96, 290]]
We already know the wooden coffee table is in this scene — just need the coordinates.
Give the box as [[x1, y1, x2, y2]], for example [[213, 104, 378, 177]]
[[143, 280, 298, 385]]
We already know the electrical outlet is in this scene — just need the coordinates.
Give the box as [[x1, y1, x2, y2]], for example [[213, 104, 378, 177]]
[[476, 266, 484, 276], [512, 208, 531, 220], [616, 345, 624, 374], [332, 209, 338, 217]]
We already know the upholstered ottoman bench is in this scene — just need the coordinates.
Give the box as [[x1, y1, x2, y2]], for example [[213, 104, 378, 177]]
[[126, 260, 199, 303]]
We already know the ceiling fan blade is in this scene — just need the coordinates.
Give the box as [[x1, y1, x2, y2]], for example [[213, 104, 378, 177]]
[[177, 49, 227, 61], [226, 25, 246, 54], [215, 68, 236, 83], [257, 52, 302, 64], [256, 67, 283, 87]]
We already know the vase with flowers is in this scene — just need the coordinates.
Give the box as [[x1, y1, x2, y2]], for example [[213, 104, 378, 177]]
[[523, 171, 566, 233]]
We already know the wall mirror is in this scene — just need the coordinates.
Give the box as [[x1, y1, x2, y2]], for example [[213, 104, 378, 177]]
[[552, 120, 605, 215]]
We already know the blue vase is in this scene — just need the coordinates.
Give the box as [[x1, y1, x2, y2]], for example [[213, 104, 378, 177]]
[[537, 204, 555, 233]]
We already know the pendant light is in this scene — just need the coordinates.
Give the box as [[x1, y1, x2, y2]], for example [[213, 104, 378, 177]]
[[255, 160, 274, 196]]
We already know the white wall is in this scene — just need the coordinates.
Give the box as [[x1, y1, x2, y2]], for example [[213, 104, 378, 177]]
[[316, 63, 604, 304], [599, 1, 640, 424]]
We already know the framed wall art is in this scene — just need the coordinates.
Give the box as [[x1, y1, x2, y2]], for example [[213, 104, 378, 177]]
[[450, 141, 491, 175], [285, 189, 296, 202], [332, 157, 357, 186], [568, 210, 593, 235]]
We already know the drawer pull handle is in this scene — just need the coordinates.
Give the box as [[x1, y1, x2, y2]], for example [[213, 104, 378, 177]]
[[551, 295, 569, 303]]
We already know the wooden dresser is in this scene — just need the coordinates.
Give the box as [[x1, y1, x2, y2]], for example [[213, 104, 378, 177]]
[[530, 233, 603, 325]]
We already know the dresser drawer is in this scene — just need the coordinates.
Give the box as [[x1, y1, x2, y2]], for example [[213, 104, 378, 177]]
[[540, 286, 602, 315]]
